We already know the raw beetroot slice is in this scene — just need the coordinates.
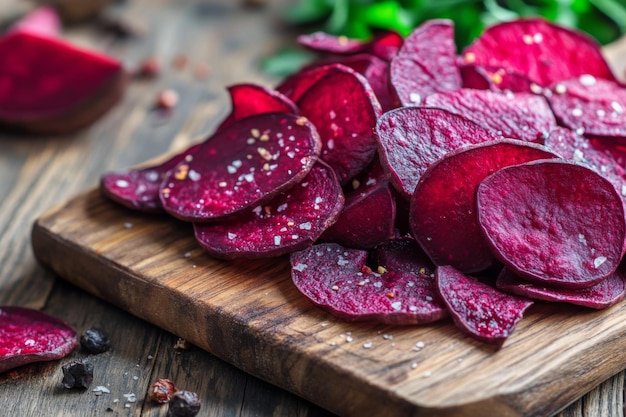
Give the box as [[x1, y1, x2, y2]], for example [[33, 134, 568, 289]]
[[436, 266, 533, 346], [410, 140, 558, 273], [423, 89, 556, 143], [389, 19, 461, 106], [160, 112, 321, 221], [0, 306, 76, 373], [462, 18, 616, 87], [193, 162, 343, 259], [101, 143, 201, 212], [0, 31, 127, 134], [291, 243, 448, 325], [297, 66, 382, 184], [376, 107, 497, 199], [496, 268, 625, 309], [477, 160, 626, 289]]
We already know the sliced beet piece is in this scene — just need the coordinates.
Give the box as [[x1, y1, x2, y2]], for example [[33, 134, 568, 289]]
[[496, 268, 625, 309], [548, 76, 626, 139], [375, 237, 435, 276], [160, 112, 321, 221], [410, 140, 558, 273], [101, 143, 201, 212], [376, 107, 498, 199], [476, 160, 626, 289], [0, 31, 128, 134], [217, 83, 298, 132], [368, 30, 403, 61], [389, 19, 461, 106], [193, 162, 343, 259], [459, 64, 492, 90], [297, 66, 382, 184], [320, 159, 395, 249], [335, 54, 394, 112], [462, 18, 616, 87], [277, 63, 351, 106], [8, 5, 61, 37], [460, 64, 537, 93], [436, 265, 533, 346], [0, 306, 76, 373], [297, 32, 367, 55], [291, 243, 448, 325], [422, 89, 556, 143]]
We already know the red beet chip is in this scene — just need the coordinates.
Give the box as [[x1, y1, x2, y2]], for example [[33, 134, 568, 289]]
[[548, 76, 626, 139], [297, 32, 367, 55], [460, 64, 537, 93], [389, 19, 461, 106], [217, 83, 298, 132], [8, 5, 61, 37], [436, 265, 533, 346], [367, 30, 403, 61], [496, 268, 625, 310], [410, 140, 558, 273], [297, 66, 382, 184], [0, 306, 76, 373], [321, 160, 395, 249], [375, 237, 435, 277], [160, 112, 321, 221], [332, 54, 394, 112], [101, 143, 201, 212], [194, 162, 344, 259], [462, 18, 616, 88], [0, 31, 128, 134], [376, 107, 497, 199], [291, 243, 447, 325], [277, 63, 351, 108], [476, 160, 626, 289], [423, 89, 557, 143]]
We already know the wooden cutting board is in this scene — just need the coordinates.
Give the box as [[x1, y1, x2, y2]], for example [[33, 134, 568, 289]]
[[31, 187, 626, 417]]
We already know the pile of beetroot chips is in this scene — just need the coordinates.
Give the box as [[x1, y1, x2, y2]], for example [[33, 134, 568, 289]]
[[102, 18, 626, 347]]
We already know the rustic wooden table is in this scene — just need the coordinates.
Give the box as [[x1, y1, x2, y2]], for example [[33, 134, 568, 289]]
[[1, 1, 626, 416]]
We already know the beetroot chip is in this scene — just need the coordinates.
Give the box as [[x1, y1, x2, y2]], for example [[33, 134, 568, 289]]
[[462, 18, 616, 88], [0, 306, 76, 373], [193, 163, 343, 259], [291, 243, 448, 325], [101, 143, 201, 212], [297, 32, 367, 55], [436, 265, 533, 346], [160, 112, 321, 221], [389, 19, 461, 106], [376, 107, 497, 199], [548, 76, 626, 139], [460, 64, 537, 93], [334, 54, 394, 112], [477, 160, 626, 289], [497, 268, 625, 309], [321, 160, 395, 249], [297, 66, 382, 184], [0, 31, 128, 134], [368, 30, 403, 61], [410, 140, 558, 273], [375, 237, 435, 276], [423, 89, 556, 143], [277, 63, 349, 103], [217, 83, 298, 132]]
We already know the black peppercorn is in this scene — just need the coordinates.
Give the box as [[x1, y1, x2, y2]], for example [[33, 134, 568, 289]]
[[167, 390, 201, 417], [61, 360, 94, 389], [80, 328, 111, 354]]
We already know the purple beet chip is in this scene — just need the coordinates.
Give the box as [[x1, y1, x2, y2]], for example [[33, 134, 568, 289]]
[[390, 19, 461, 106], [477, 160, 626, 289], [160, 112, 321, 221], [291, 243, 448, 325], [436, 266, 533, 346], [297, 32, 367, 55], [375, 237, 435, 277], [0, 306, 76, 373], [194, 162, 344, 259]]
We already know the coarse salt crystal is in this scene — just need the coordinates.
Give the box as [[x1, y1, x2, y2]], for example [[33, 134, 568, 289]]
[[594, 256, 607, 268]]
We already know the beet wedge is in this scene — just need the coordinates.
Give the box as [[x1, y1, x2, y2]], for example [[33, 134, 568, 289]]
[[160, 112, 321, 221], [410, 140, 558, 273], [291, 243, 448, 325], [0, 306, 76, 373], [436, 266, 533, 346], [194, 162, 343, 259], [477, 160, 626, 289], [0, 31, 128, 134]]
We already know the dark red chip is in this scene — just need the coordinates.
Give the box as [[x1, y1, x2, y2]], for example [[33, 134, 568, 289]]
[[376, 107, 497, 199], [436, 265, 533, 346], [477, 160, 626, 289], [410, 140, 558, 273], [375, 237, 435, 277], [334, 54, 394, 112], [423, 89, 556, 143], [291, 243, 448, 325], [194, 162, 344, 259], [496, 268, 625, 309], [160, 112, 321, 221], [0, 307, 76, 373], [277, 63, 349, 104], [297, 32, 367, 55]]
